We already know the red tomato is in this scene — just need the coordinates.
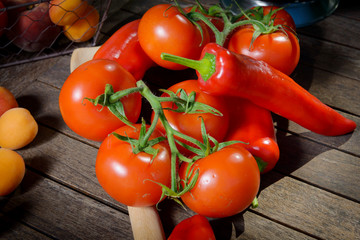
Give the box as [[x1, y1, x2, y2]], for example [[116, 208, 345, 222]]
[[184, 6, 224, 43], [228, 27, 300, 75], [261, 6, 296, 31], [168, 215, 216, 240], [138, 4, 210, 70], [95, 124, 172, 207], [244, 6, 296, 31], [152, 80, 229, 155], [180, 147, 260, 218], [59, 59, 141, 142]]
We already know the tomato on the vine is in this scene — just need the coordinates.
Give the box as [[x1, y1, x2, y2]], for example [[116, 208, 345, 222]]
[[59, 59, 142, 142], [96, 124, 172, 207], [138, 4, 210, 70], [228, 26, 300, 75], [228, 6, 299, 75], [152, 80, 229, 154], [180, 146, 260, 218], [245, 6, 296, 31]]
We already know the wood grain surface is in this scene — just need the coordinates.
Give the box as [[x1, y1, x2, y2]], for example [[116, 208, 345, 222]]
[[0, 1, 359, 239]]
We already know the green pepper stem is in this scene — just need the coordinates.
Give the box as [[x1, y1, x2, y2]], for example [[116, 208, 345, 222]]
[[161, 52, 216, 82]]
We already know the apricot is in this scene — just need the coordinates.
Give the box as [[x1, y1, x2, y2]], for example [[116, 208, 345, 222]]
[[0, 87, 18, 117], [63, 4, 99, 42], [0, 108, 38, 150], [49, 0, 87, 26], [0, 148, 25, 196]]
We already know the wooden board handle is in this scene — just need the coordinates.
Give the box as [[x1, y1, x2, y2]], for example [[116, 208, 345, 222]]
[[70, 46, 101, 72], [128, 206, 166, 240]]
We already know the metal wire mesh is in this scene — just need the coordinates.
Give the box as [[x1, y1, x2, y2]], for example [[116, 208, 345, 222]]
[[0, 0, 111, 68]]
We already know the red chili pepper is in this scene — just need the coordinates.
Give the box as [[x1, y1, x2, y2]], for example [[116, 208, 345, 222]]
[[161, 43, 357, 136], [168, 214, 216, 240], [93, 19, 155, 80], [224, 98, 279, 173]]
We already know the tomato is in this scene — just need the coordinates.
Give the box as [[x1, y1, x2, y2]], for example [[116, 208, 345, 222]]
[[0, 148, 25, 196], [227, 26, 300, 75], [245, 6, 296, 31], [184, 6, 224, 43], [168, 215, 216, 240], [180, 147, 260, 218], [138, 4, 210, 70], [152, 80, 229, 155], [95, 124, 172, 207], [59, 59, 141, 142]]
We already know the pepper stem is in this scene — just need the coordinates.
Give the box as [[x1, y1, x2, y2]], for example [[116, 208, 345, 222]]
[[161, 52, 216, 82]]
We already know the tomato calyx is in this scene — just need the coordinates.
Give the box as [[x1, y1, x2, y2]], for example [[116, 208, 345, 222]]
[[84, 84, 143, 128], [239, 6, 297, 50], [184, 3, 266, 46], [254, 156, 268, 173], [111, 119, 166, 158], [159, 88, 221, 115]]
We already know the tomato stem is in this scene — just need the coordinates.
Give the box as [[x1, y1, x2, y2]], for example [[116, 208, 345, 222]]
[[109, 86, 143, 103]]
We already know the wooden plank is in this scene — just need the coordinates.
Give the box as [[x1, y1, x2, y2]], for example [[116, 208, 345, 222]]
[[292, 63, 360, 114], [0, 213, 51, 240], [0, 57, 59, 96], [297, 34, 360, 82], [1, 171, 133, 239], [274, 129, 360, 201], [334, 2, 360, 21], [274, 113, 360, 156], [255, 173, 360, 240], [18, 124, 123, 210], [298, 13, 360, 50]]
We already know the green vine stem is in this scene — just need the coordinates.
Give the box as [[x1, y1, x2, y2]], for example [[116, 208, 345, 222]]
[[86, 80, 246, 199]]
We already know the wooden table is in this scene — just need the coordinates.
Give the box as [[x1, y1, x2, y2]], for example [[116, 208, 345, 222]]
[[1, 1, 359, 239]]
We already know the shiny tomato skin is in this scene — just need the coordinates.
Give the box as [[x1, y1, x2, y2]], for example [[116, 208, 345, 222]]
[[228, 27, 300, 75], [59, 59, 141, 142], [95, 124, 171, 207], [261, 6, 296, 31], [180, 147, 260, 218], [168, 215, 216, 240], [138, 4, 210, 70], [152, 80, 229, 154], [249, 6, 296, 31]]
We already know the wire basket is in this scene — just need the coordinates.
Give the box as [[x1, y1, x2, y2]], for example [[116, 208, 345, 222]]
[[0, 0, 112, 68]]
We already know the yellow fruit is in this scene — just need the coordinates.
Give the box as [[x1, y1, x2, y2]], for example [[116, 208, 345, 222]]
[[0, 108, 38, 150], [63, 4, 99, 42], [0, 148, 25, 196]]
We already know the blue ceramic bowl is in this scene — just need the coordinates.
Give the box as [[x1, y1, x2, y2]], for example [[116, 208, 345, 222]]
[[220, 0, 340, 28]]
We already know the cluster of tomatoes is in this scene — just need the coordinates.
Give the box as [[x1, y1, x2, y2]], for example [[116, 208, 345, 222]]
[[59, 1, 300, 238]]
